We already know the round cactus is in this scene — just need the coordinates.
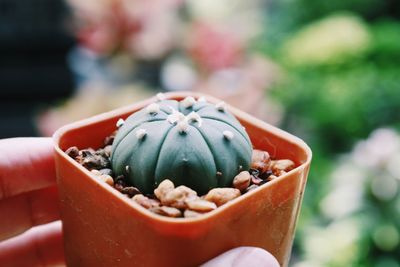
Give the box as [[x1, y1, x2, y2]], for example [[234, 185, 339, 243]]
[[111, 95, 253, 194]]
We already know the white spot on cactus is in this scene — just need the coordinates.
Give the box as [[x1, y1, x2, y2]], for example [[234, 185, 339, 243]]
[[116, 118, 125, 128], [156, 93, 166, 101], [167, 105, 175, 113], [198, 96, 207, 102], [187, 111, 203, 127], [177, 119, 189, 133], [177, 112, 186, 121], [216, 102, 226, 112], [167, 110, 185, 124], [181, 96, 196, 108], [167, 114, 177, 124], [146, 103, 160, 114], [223, 130, 234, 140], [135, 128, 147, 140], [126, 165, 130, 173]]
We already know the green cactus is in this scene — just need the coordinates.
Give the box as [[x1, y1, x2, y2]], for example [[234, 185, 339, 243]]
[[111, 95, 253, 194]]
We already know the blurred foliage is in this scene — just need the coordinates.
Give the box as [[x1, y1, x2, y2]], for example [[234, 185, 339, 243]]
[[282, 14, 371, 66], [260, 0, 400, 265], [273, 63, 400, 152], [277, 0, 399, 25], [370, 19, 400, 63], [295, 129, 400, 267], [268, 17, 400, 154]]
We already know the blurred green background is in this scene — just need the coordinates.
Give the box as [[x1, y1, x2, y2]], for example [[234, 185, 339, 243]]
[[261, 0, 400, 266]]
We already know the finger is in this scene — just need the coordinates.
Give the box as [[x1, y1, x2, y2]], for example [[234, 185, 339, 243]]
[[0, 137, 56, 200], [0, 221, 65, 267], [0, 186, 60, 241], [201, 247, 280, 267]]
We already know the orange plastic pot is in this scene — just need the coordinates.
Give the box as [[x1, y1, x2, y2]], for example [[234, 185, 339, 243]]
[[53, 92, 312, 267]]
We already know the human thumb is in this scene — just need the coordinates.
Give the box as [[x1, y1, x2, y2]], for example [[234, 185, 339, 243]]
[[200, 247, 280, 267]]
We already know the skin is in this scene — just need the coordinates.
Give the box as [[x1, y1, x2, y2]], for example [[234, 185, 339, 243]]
[[0, 138, 64, 267], [0, 138, 279, 267]]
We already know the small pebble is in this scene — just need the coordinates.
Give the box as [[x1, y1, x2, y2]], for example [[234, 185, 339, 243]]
[[104, 135, 115, 146], [149, 206, 182, 218], [245, 184, 259, 193], [249, 168, 260, 176], [259, 170, 273, 180], [91, 169, 101, 176], [99, 175, 114, 186], [132, 194, 160, 209], [184, 209, 205, 218], [251, 150, 271, 174], [186, 199, 217, 212], [114, 183, 124, 192], [251, 175, 264, 186], [154, 179, 175, 202], [115, 175, 126, 184], [104, 145, 112, 157], [267, 175, 279, 182], [162, 185, 198, 209], [98, 168, 113, 176], [65, 146, 79, 159], [121, 186, 141, 197], [232, 171, 251, 192], [204, 188, 241, 207], [77, 149, 110, 170], [271, 159, 295, 175]]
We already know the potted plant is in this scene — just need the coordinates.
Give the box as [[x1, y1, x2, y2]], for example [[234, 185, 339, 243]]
[[53, 92, 311, 267]]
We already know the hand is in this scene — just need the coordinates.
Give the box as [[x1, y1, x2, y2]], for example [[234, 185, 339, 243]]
[[201, 247, 280, 267], [0, 138, 64, 267], [0, 138, 279, 267]]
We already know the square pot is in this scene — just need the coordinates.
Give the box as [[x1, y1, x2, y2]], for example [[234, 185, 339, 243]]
[[53, 92, 312, 267]]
